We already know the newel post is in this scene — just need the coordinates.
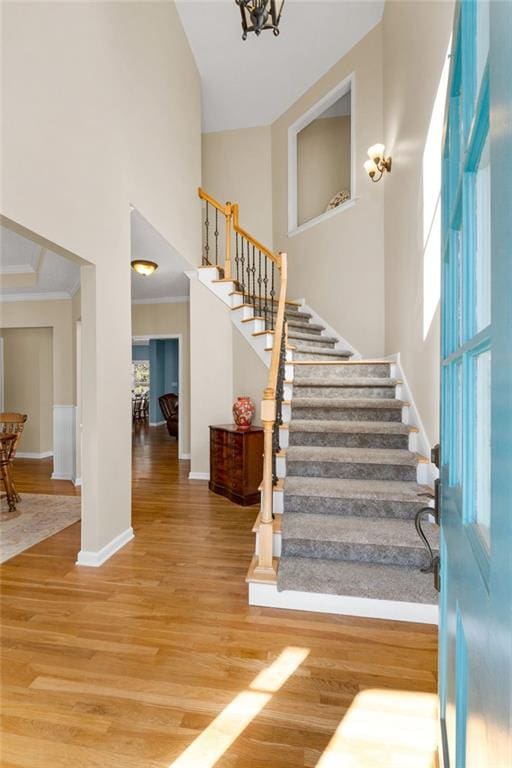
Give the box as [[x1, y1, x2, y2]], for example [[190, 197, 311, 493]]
[[256, 386, 277, 576], [224, 202, 233, 280]]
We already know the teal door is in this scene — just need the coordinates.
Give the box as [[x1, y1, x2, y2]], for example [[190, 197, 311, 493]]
[[440, 1, 512, 766]]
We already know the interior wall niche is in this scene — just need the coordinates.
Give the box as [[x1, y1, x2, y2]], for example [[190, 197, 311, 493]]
[[288, 75, 354, 234]]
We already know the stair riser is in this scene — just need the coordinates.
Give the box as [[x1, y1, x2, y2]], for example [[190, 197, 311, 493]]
[[281, 540, 432, 568], [291, 406, 403, 422], [288, 431, 409, 449], [293, 351, 352, 361], [292, 338, 337, 350], [287, 322, 324, 334], [286, 461, 417, 481], [293, 386, 396, 399], [283, 495, 425, 519], [293, 364, 390, 380], [274, 310, 313, 321]]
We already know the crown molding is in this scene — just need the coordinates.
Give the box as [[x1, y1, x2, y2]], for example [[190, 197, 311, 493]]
[[131, 295, 189, 305], [0, 263, 36, 275], [0, 290, 72, 303]]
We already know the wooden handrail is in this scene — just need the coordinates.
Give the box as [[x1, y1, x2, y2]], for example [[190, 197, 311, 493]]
[[198, 186, 287, 581], [265, 252, 287, 401], [198, 187, 231, 216]]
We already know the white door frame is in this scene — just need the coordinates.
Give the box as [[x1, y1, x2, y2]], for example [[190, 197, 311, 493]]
[[131, 334, 185, 459]]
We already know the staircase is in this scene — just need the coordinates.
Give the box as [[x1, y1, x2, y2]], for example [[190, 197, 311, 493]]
[[250, 304, 439, 624], [197, 188, 438, 624]]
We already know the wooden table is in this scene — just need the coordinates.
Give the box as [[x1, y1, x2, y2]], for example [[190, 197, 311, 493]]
[[0, 433, 17, 511]]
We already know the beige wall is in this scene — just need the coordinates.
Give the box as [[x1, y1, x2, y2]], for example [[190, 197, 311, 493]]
[[297, 115, 351, 225], [383, 1, 454, 444], [1, 2, 201, 555], [0, 327, 53, 454], [0, 299, 73, 405], [232, 326, 268, 427], [189, 278, 233, 475], [131, 301, 191, 456], [202, 126, 273, 248], [272, 24, 385, 357]]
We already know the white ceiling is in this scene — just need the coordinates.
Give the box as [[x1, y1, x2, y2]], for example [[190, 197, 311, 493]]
[[176, 0, 384, 132], [0, 225, 80, 300], [0, 212, 192, 304], [130, 209, 191, 302]]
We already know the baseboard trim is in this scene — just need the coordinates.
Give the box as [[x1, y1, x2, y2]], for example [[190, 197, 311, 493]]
[[76, 527, 134, 567], [17, 451, 53, 459], [149, 421, 166, 427], [248, 582, 438, 625], [73, 476, 82, 487], [51, 472, 73, 481], [188, 471, 210, 481]]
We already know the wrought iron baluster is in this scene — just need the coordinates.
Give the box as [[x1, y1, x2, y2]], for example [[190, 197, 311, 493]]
[[214, 209, 219, 266], [270, 262, 275, 331], [272, 323, 287, 486], [251, 245, 256, 311], [204, 202, 210, 265], [240, 237, 246, 302], [246, 240, 251, 307], [257, 250, 262, 318], [263, 256, 269, 330], [235, 232, 240, 284]]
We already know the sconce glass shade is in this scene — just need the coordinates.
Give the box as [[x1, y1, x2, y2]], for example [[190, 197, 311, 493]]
[[367, 143, 386, 162], [364, 159, 378, 177], [131, 260, 158, 276]]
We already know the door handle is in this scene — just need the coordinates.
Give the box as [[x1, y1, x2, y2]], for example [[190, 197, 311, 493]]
[[415, 444, 441, 591]]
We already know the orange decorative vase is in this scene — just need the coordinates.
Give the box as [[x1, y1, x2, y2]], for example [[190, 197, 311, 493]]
[[233, 396, 255, 431]]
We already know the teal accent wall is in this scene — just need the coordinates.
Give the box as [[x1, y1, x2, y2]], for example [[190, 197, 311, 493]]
[[132, 343, 150, 361], [147, 339, 179, 423]]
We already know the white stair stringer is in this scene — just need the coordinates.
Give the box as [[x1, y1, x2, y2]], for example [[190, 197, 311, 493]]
[[294, 298, 362, 359], [196, 266, 272, 367]]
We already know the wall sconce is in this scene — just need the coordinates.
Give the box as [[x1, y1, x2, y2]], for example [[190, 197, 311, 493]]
[[364, 143, 392, 182]]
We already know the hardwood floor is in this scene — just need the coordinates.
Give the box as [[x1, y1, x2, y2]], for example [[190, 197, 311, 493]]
[[0, 424, 438, 767]]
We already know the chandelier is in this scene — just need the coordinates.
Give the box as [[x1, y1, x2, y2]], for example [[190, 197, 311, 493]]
[[235, 0, 285, 40]]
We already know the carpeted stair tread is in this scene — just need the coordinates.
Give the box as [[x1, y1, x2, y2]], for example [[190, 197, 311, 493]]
[[276, 557, 438, 604], [273, 308, 313, 320], [292, 362, 391, 381], [292, 377, 399, 388], [281, 512, 438, 549], [288, 331, 339, 344], [286, 445, 420, 466], [286, 320, 325, 333], [292, 397, 405, 409], [288, 420, 412, 435], [283, 476, 431, 502]]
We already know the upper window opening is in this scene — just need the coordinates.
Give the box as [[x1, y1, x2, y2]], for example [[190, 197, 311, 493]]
[[297, 91, 351, 226], [288, 75, 354, 234]]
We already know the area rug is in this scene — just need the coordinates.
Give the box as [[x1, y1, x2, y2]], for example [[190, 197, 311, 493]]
[[0, 493, 81, 564]]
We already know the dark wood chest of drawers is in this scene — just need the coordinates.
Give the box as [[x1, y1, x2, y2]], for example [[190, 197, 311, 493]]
[[209, 424, 264, 506]]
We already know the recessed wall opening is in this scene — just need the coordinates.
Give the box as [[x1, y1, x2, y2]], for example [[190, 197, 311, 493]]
[[0, 215, 91, 563], [288, 74, 355, 235]]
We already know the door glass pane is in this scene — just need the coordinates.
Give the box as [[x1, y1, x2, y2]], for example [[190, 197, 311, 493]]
[[455, 228, 464, 346], [476, 0, 489, 94], [474, 349, 491, 547], [455, 361, 463, 485], [474, 136, 491, 331]]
